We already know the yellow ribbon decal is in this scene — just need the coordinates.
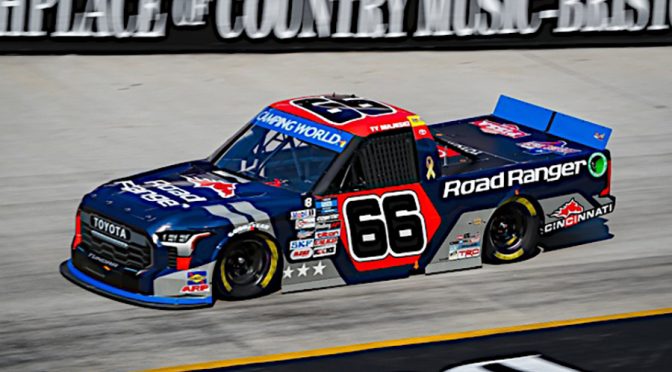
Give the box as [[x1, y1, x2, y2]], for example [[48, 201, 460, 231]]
[[426, 156, 436, 180]]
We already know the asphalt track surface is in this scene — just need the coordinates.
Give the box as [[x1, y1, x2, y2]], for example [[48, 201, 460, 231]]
[[189, 310, 672, 372], [1, 47, 671, 371]]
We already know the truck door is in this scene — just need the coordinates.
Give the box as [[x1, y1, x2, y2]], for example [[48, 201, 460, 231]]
[[324, 129, 441, 274]]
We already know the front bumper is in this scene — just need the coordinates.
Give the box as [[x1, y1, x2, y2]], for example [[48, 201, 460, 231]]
[[60, 260, 214, 310]]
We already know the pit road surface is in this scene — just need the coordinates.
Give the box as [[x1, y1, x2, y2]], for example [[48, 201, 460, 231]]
[[1, 47, 671, 371]]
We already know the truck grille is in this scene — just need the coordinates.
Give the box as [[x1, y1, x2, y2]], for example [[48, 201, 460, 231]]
[[80, 213, 152, 271]]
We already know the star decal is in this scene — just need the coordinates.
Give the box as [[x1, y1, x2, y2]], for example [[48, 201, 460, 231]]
[[297, 263, 309, 277], [312, 261, 326, 276], [283, 266, 294, 279]]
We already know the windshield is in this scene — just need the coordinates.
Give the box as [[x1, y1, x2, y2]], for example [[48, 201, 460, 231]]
[[213, 125, 338, 193]]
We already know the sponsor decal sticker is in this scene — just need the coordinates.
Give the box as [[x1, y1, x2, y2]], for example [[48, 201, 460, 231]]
[[408, 115, 425, 127], [115, 180, 181, 208], [448, 232, 481, 260], [414, 127, 433, 140], [588, 152, 608, 178], [316, 221, 341, 230], [316, 198, 337, 209], [543, 198, 615, 233], [317, 214, 340, 222], [408, 115, 433, 140], [516, 140, 581, 156], [254, 108, 353, 153], [551, 198, 585, 219], [181, 271, 210, 293], [314, 237, 339, 246], [468, 217, 485, 225], [115, 179, 223, 208], [295, 217, 316, 229], [472, 119, 530, 139], [296, 230, 314, 239], [228, 222, 271, 237], [290, 247, 313, 260], [318, 208, 338, 215], [449, 246, 481, 260], [187, 271, 207, 285], [143, 179, 207, 203], [315, 229, 340, 239], [183, 176, 236, 199], [290, 208, 316, 220], [290, 239, 314, 250], [313, 245, 336, 258], [443, 160, 587, 197]]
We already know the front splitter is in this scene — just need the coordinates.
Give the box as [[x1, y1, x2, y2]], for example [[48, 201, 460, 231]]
[[60, 260, 214, 310]]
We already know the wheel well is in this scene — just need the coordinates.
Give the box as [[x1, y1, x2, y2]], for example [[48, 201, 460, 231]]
[[497, 194, 544, 225], [212, 231, 281, 262], [484, 194, 543, 263], [213, 231, 283, 296]]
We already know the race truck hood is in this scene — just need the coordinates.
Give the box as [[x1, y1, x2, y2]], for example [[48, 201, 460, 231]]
[[82, 160, 298, 231]]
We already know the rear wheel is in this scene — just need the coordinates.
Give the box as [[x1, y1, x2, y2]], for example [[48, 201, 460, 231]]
[[483, 198, 540, 263], [214, 235, 280, 300]]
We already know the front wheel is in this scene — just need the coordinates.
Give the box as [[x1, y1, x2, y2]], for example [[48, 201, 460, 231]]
[[214, 235, 281, 300], [483, 199, 540, 263]]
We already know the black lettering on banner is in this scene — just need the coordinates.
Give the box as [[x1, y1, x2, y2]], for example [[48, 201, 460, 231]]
[[291, 97, 395, 125], [344, 191, 427, 262], [1, 0, 672, 51]]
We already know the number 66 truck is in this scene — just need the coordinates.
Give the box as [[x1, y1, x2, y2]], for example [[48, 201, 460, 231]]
[[61, 94, 615, 309]]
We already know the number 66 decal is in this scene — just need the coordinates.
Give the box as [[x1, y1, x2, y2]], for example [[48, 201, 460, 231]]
[[343, 191, 427, 262]]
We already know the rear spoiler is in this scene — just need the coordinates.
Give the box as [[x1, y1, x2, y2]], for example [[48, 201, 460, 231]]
[[493, 95, 612, 150]]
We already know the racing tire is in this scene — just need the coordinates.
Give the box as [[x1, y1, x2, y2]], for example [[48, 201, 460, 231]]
[[213, 234, 281, 300], [483, 198, 540, 263]]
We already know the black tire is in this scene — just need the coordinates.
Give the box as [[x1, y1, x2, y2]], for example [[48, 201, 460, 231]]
[[483, 198, 540, 263], [213, 234, 281, 300]]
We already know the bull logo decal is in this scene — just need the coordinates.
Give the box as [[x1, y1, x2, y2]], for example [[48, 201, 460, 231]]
[[184, 176, 236, 199], [550, 198, 584, 219]]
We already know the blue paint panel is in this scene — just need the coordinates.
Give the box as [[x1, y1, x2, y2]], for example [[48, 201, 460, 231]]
[[67, 261, 213, 306], [253, 107, 354, 153], [549, 113, 612, 150], [492, 95, 554, 131]]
